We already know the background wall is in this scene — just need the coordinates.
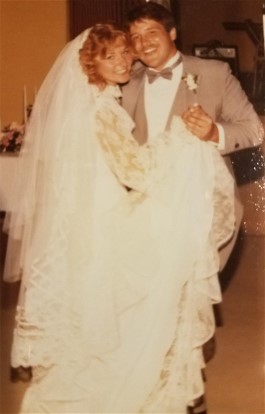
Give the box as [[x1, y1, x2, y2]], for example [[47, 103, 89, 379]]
[[1, 0, 69, 125], [177, 0, 263, 73], [1, 0, 263, 124]]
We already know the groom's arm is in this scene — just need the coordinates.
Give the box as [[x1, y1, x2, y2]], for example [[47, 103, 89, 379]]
[[181, 62, 264, 155], [182, 105, 220, 144]]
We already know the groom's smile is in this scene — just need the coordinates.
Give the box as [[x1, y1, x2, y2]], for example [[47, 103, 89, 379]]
[[129, 19, 177, 71]]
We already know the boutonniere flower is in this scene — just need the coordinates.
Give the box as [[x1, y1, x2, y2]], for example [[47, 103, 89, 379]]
[[182, 73, 199, 93]]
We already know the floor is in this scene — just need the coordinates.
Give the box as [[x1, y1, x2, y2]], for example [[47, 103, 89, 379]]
[[205, 234, 264, 414], [0, 232, 264, 414]]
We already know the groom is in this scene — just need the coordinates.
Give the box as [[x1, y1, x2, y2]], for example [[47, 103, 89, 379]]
[[122, 1, 263, 271], [122, 1, 264, 413]]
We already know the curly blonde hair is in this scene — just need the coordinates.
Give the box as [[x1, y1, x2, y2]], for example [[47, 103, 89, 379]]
[[79, 24, 132, 89]]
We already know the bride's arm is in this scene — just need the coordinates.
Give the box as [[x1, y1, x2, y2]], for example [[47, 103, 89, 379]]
[[95, 107, 172, 192]]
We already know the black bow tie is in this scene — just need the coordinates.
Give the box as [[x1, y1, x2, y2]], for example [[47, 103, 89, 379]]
[[146, 55, 183, 84]]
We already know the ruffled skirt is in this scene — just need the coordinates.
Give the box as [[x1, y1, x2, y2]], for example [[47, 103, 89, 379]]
[[12, 130, 235, 413]]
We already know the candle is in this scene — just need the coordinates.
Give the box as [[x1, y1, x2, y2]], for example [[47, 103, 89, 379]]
[[34, 86, 38, 103], [23, 85, 28, 124]]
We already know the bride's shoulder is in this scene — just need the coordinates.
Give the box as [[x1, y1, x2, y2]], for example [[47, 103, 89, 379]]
[[95, 87, 135, 132]]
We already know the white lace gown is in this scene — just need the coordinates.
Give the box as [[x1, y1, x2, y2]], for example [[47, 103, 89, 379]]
[[10, 87, 235, 414]]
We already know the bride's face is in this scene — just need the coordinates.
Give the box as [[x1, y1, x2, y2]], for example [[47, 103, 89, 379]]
[[94, 39, 133, 86]]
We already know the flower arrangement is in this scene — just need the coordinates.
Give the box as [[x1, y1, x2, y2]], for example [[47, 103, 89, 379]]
[[0, 105, 32, 154], [0, 122, 26, 153]]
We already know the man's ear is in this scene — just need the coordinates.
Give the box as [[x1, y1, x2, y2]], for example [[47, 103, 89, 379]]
[[169, 27, 177, 41]]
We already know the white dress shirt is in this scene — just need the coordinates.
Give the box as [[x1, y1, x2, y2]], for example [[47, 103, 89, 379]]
[[144, 53, 182, 140]]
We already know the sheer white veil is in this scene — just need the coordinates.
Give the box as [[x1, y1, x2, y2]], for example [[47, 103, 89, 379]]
[[3, 28, 123, 282]]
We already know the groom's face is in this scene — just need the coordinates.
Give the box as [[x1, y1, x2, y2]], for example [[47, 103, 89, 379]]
[[129, 18, 177, 71]]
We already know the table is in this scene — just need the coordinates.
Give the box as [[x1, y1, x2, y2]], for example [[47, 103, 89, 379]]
[[0, 154, 20, 211], [0, 154, 24, 282]]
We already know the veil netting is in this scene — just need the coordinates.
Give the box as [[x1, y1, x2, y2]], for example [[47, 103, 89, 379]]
[[4, 28, 136, 363]]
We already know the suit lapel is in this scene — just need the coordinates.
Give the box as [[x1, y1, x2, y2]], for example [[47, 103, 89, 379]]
[[133, 84, 148, 144], [122, 64, 148, 144], [166, 55, 201, 129]]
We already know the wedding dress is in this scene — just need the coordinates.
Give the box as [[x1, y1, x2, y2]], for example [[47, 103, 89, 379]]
[[4, 29, 235, 413]]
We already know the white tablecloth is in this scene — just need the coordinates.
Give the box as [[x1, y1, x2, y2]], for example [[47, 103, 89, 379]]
[[0, 154, 19, 211], [0, 154, 22, 281]]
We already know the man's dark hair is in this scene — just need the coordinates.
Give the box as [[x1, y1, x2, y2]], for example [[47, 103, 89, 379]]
[[125, 1, 176, 32]]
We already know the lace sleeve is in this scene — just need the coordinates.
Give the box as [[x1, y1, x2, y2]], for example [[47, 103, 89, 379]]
[[95, 106, 171, 193]]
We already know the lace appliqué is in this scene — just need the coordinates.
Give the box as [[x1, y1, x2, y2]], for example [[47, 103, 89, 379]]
[[95, 96, 173, 194]]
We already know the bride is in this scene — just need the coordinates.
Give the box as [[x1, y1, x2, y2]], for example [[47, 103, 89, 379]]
[[5, 24, 235, 413]]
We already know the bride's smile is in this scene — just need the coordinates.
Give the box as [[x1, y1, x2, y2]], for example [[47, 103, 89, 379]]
[[94, 42, 133, 86]]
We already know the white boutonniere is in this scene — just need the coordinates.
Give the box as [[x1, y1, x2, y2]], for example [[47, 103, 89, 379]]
[[182, 73, 199, 93]]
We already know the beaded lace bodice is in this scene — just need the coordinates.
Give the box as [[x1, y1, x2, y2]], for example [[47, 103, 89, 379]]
[[95, 86, 174, 194]]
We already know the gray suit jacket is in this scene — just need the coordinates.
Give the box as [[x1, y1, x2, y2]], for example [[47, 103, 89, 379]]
[[122, 54, 264, 270], [122, 54, 263, 152]]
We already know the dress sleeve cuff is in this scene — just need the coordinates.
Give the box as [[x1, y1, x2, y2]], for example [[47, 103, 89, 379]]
[[212, 123, 225, 150]]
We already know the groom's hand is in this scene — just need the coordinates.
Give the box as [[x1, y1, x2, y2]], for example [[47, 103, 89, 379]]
[[182, 105, 219, 143]]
